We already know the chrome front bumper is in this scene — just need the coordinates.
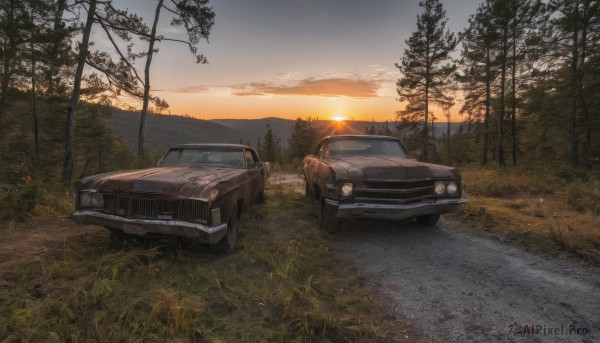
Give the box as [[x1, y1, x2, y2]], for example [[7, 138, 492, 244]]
[[325, 198, 467, 221], [71, 210, 228, 244]]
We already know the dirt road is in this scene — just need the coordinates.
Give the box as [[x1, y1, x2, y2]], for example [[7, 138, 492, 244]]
[[275, 173, 600, 342], [331, 217, 600, 343]]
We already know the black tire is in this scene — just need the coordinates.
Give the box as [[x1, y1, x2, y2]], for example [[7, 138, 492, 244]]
[[108, 229, 142, 248], [108, 229, 126, 247], [256, 189, 266, 205], [320, 198, 340, 233], [416, 214, 440, 226], [305, 180, 312, 198], [212, 204, 239, 254]]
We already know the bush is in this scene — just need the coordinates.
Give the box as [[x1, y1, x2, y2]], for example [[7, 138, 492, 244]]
[[0, 182, 40, 220]]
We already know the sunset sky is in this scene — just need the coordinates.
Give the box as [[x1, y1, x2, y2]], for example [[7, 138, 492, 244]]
[[108, 0, 481, 121]]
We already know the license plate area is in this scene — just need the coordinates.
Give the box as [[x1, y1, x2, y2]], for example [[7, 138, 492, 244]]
[[123, 223, 147, 236]]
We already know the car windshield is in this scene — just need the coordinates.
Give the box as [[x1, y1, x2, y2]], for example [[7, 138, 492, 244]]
[[158, 147, 246, 168], [324, 137, 409, 158]]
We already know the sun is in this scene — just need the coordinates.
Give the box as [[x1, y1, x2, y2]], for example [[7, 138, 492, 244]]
[[332, 115, 346, 122]]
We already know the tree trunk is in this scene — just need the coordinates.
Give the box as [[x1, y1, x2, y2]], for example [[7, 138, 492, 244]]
[[511, 20, 517, 166], [580, 0, 591, 168], [0, 1, 16, 135], [62, 0, 97, 184], [0, 35, 11, 136], [482, 41, 491, 166], [446, 117, 451, 165], [422, 19, 431, 162], [568, 1, 580, 167], [498, 24, 508, 167], [47, 0, 67, 96], [138, 0, 164, 157], [31, 38, 39, 161]]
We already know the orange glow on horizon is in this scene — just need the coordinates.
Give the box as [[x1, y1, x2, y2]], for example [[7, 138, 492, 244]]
[[116, 93, 468, 122]]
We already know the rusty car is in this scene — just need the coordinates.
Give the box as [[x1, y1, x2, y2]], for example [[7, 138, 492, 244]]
[[71, 144, 270, 253], [303, 135, 466, 232]]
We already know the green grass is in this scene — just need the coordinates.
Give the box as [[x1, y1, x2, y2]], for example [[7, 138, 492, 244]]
[[0, 186, 413, 342], [453, 165, 600, 263]]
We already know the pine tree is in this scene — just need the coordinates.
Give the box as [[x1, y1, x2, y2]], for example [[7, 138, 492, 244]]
[[63, 1, 152, 183], [259, 124, 281, 163], [396, 0, 457, 161], [547, 0, 600, 166], [0, 0, 30, 134], [458, 0, 499, 165], [62, 0, 97, 183], [287, 118, 319, 161], [137, 0, 215, 157]]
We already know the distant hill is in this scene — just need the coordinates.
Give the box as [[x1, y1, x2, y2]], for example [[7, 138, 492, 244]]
[[105, 110, 244, 153], [212, 117, 294, 148], [105, 109, 466, 153]]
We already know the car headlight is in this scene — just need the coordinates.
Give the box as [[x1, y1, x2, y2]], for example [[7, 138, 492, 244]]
[[209, 189, 219, 201], [211, 207, 221, 225], [91, 193, 103, 207], [446, 182, 458, 195], [79, 192, 103, 208], [434, 181, 446, 195], [340, 182, 353, 196], [80, 192, 92, 207]]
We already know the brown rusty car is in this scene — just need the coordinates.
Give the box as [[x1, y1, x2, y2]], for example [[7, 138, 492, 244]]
[[71, 144, 269, 253], [303, 135, 466, 232]]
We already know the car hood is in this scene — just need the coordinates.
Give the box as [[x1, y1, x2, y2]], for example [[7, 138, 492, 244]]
[[77, 165, 245, 198], [326, 156, 460, 180]]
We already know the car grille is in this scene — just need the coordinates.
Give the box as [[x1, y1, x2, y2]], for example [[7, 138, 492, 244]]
[[102, 194, 209, 223], [354, 179, 434, 204]]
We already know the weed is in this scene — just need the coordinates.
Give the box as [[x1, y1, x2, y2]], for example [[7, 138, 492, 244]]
[[453, 166, 600, 263], [549, 220, 573, 252], [0, 185, 413, 342]]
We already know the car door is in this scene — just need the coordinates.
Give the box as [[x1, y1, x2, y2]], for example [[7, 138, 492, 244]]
[[244, 149, 263, 201], [304, 139, 325, 187]]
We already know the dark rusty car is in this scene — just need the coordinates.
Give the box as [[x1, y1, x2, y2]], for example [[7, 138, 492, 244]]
[[71, 144, 270, 253], [303, 135, 466, 232]]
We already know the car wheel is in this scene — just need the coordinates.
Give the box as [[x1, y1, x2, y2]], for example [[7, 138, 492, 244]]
[[108, 229, 141, 248], [416, 214, 440, 226], [108, 229, 126, 247], [320, 198, 339, 233], [304, 180, 312, 198], [212, 204, 239, 254], [256, 189, 266, 205]]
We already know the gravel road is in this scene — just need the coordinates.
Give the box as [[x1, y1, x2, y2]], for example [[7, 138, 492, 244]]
[[269, 173, 599, 342], [330, 218, 600, 343]]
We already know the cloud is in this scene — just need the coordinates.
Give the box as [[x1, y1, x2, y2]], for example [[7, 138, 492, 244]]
[[171, 85, 210, 93], [233, 77, 380, 98]]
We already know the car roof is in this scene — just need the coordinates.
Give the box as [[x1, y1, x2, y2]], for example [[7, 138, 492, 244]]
[[170, 143, 253, 150]]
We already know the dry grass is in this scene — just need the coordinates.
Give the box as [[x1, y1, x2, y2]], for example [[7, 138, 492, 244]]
[[451, 165, 600, 263], [0, 185, 416, 342]]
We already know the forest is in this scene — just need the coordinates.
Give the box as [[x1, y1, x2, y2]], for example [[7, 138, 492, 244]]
[[0, 0, 599, 221], [1, 1, 600, 340]]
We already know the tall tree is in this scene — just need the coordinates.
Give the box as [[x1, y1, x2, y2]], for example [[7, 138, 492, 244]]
[[287, 118, 319, 161], [44, 0, 71, 97], [137, 0, 215, 157], [62, 0, 97, 184], [506, 0, 546, 166], [259, 123, 281, 163], [548, 0, 600, 166], [458, 0, 499, 165], [63, 1, 151, 183], [0, 0, 29, 134], [396, 0, 457, 161]]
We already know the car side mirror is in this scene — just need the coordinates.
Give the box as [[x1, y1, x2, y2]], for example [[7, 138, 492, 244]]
[[262, 162, 272, 177]]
